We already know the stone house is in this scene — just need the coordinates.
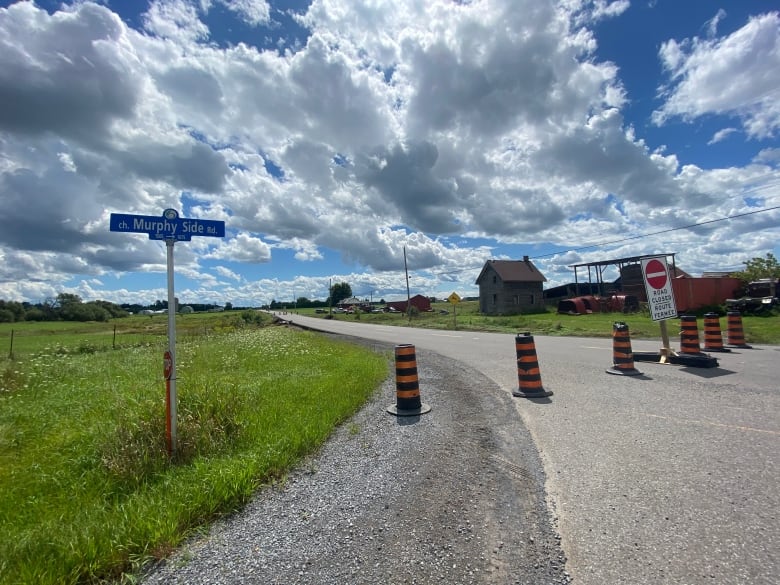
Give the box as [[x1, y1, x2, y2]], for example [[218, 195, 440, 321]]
[[476, 257, 547, 315]]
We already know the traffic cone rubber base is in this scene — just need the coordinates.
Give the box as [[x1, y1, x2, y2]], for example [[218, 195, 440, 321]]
[[632, 351, 719, 368], [386, 403, 432, 417], [606, 365, 642, 376], [512, 387, 553, 398]]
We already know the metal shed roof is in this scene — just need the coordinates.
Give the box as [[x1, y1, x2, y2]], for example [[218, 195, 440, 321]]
[[569, 253, 676, 269]]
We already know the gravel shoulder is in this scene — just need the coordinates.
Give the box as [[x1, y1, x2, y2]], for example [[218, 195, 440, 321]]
[[140, 338, 569, 584]]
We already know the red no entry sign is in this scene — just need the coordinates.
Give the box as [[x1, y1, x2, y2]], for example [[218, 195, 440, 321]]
[[644, 259, 668, 289]]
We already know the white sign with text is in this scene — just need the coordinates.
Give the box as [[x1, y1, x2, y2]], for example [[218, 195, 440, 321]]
[[641, 256, 678, 321]]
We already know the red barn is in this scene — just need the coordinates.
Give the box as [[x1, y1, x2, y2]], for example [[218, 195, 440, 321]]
[[386, 294, 432, 313]]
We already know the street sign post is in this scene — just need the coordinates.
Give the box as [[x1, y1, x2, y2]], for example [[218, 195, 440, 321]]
[[110, 209, 225, 456], [641, 256, 678, 361], [163, 350, 173, 452]]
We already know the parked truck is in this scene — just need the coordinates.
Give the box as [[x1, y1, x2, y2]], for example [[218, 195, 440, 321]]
[[725, 278, 780, 314]]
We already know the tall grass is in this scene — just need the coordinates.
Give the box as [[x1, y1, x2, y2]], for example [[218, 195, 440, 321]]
[[0, 327, 388, 584], [0, 311, 271, 360]]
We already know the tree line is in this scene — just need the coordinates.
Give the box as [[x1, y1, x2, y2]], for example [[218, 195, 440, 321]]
[[263, 282, 362, 310], [0, 293, 128, 323], [0, 282, 361, 323]]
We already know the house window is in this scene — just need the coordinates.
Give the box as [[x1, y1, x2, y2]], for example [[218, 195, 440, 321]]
[[513, 295, 520, 305], [493, 276, 497, 284], [529, 293, 535, 305], [492, 293, 497, 304]]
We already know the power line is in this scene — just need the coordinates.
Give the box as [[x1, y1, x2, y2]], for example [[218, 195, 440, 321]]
[[425, 204, 780, 277], [531, 205, 780, 260]]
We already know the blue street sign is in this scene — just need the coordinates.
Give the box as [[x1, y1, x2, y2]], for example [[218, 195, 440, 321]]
[[109, 209, 225, 241]]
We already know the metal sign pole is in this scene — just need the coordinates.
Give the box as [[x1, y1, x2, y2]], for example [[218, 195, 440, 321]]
[[166, 239, 177, 456], [109, 208, 225, 458]]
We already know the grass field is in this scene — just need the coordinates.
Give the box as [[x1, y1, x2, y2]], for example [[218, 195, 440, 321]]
[[293, 300, 780, 344], [0, 304, 776, 583], [0, 311, 267, 359], [0, 322, 388, 584]]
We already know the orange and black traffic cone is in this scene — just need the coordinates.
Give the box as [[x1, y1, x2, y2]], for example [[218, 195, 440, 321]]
[[513, 333, 552, 398], [606, 322, 642, 376], [387, 344, 431, 416], [702, 313, 730, 352], [725, 312, 752, 349], [679, 315, 703, 355]]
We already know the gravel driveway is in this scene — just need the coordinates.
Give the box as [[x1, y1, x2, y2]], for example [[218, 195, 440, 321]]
[[140, 340, 570, 584]]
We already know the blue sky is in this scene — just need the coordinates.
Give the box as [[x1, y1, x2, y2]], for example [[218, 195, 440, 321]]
[[0, 0, 778, 306]]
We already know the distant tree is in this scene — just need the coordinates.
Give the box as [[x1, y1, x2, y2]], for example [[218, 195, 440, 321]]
[[732, 253, 780, 283], [61, 301, 110, 322], [56, 293, 83, 307], [92, 300, 129, 318], [224, 302, 233, 311], [330, 282, 352, 306], [24, 307, 46, 321], [0, 309, 14, 323], [40, 298, 60, 320], [296, 296, 312, 308], [0, 300, 25, 322]]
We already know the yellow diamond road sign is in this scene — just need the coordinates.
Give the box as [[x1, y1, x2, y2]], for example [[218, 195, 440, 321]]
[[448, 292, 461, 304]]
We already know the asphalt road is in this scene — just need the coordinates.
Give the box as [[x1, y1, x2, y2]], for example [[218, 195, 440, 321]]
[[280, 313, 780, 585]]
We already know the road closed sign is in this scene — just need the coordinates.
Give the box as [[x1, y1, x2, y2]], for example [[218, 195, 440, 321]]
[[641, 256, 678, 321]]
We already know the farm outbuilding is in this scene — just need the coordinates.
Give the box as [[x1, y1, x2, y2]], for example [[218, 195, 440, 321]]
[[565, 254, 741, 313], [475, 257, 547, 315], [338, 297, 363, 307], [386, 294, 432, 313]]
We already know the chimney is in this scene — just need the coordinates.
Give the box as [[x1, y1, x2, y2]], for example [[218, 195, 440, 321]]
[[523, 255, 529, 262]]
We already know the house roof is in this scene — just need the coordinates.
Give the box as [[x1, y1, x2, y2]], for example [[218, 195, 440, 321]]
[[476, 259, 547, 284], [339, 296, 363, 305]]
